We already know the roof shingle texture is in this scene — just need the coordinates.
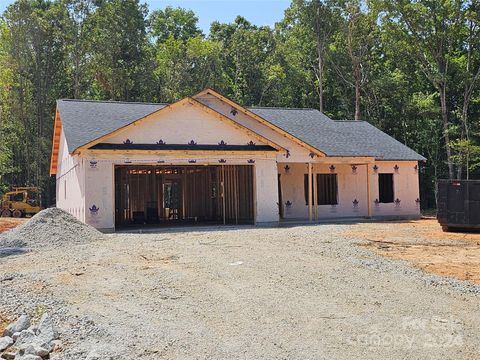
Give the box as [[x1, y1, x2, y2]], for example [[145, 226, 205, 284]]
[[250, 108, 425, 160], [57, 100, 166, 152], [57, 99, 425, 161]]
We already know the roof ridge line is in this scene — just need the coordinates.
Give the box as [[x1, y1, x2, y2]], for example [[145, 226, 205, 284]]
[[58, 99, 168, 106], [334, 120, 366, 122], [248, 106, 317, 110]]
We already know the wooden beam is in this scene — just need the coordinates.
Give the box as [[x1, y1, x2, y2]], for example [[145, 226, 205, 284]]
[[222, 165, 226, 225], [308, 163, 313, 222], [84, 149, 276, 156], [366, 164, 372, 218]]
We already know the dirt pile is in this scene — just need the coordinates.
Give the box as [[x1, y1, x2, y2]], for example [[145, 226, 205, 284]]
[[0, 207, 103, 250]]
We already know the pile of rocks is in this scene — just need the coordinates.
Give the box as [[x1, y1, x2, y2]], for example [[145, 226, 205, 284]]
[[0, 207, 103, 251], [0, 313, 61, 359]]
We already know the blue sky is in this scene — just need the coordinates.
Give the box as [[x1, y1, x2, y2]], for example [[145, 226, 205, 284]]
[[0, 0, 291, 33]]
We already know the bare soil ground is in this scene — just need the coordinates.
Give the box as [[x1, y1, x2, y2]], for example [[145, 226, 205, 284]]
[[345, 219, 480, 284], [1, 222, 479, 359], [0, 218, 27, 233]]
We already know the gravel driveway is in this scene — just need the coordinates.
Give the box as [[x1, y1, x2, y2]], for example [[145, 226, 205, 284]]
[[1, 223, 479, 359]]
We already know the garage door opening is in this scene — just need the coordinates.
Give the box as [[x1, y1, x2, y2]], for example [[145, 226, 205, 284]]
[[114, 165, 254, 228]]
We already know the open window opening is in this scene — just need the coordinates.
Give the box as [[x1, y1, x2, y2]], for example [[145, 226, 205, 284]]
[[304, 174, 338, 205], [378, 173, 394, 203]]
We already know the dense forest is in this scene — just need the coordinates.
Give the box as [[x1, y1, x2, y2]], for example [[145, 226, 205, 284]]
[[0, 0, 480, 208]]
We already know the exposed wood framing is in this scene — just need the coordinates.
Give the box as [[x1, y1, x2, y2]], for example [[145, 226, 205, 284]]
[[114, 165, 254, 226]]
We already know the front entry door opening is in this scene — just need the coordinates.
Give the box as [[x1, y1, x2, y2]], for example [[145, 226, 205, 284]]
[[114, 165, 254, 227]]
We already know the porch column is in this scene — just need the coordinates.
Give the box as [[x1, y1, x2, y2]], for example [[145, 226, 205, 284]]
[[308, 162, 313, 222], [366, 164, 372, 217], [313, 167, 318, 220]]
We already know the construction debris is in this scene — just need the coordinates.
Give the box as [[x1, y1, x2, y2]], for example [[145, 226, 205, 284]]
[[0, 208, 103, 251]]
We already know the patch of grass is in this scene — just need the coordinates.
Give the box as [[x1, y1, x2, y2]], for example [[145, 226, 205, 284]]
[[33, 304, 47, 322]]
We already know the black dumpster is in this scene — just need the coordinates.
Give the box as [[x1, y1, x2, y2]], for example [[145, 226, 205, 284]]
[[437, 179, 480, 231]]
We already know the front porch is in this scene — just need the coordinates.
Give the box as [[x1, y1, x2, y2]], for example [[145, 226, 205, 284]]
[[277, 159, 421, 222]]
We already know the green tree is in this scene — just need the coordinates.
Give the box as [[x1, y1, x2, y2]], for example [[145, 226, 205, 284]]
[[281, 0, 340, 112], [85, 0, 153, 100], [331, 0, 378, 120], [154, 36, 223, 102], [378, 0, 466, 178], [0, 19, 16, 191], [210, 16, 277, 105], [1, 0, 71, 202], [149, 6, 202, 44], [65, 0, 97, 98]]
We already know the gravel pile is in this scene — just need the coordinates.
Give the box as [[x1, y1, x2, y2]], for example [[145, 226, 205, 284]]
[[0, 208, 103, 250]]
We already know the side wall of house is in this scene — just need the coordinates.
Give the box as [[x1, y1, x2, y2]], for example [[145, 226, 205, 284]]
[[55, 129, 86, 222], [84, 158, 115, 231]]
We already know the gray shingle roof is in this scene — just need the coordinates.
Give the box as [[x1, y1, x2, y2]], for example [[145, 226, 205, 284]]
[[250, 107, 426, 161], [57, 99, 166, 152], [57, 99, 425, 161]]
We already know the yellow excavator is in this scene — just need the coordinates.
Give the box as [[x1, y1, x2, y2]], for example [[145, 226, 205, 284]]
[[0, 187, 42, 217]]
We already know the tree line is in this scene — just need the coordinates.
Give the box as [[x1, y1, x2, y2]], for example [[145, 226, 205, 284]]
[[0, 0, 479, 208]]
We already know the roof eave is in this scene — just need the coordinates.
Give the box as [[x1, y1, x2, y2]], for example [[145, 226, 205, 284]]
[[49, 108, 62, 176]]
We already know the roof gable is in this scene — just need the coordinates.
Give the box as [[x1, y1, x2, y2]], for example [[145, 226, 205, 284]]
[[96, 97, 283, 151], [194, 88, 326, 157]]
